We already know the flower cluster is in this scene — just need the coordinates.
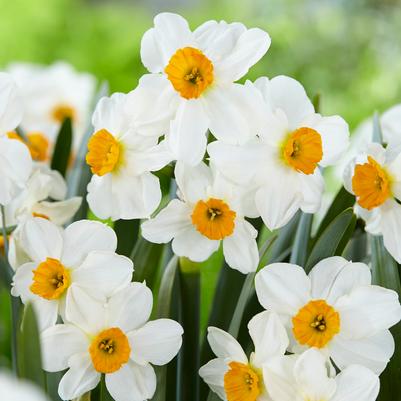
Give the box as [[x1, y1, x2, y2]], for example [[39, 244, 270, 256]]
[[1, 11, 401, 401]]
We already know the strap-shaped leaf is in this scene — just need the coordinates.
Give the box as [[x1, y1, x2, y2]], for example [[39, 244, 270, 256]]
[[50, 117, 72, 178], [290, 212, 313, 266], [114, 219, 139, 257]]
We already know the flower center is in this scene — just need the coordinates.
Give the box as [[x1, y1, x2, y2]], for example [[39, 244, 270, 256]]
[[86, 129, 123, 176], [282, 127, 323, 175], [224, 362, 261, 401], [292, 299, 340, 348], [7, 131, 49, 162], [352, 156, 392, 210], [30, 258, 70, 300], [89, 327, 131, 374], [165, 47, 214, 99], [51, 104, 76, 123], [191, 198, 236, 240]]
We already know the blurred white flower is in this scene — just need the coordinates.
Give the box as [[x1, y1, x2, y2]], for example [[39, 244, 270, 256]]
[[41, 283, 183, 401], [344, 142, 401, 262], [199, 311, 288, 401], [264, 348, 379, 401], [209, 75, 350, 230], [255, 256, 401, 374], [11, 218, 133, 330], [141, 162, 259, 273], [7, 61, 96, 151], [139, 12, 271, 165], [0, 371, 50, 401], [0, 72, 22, 135], [86, 92, 172, 221]]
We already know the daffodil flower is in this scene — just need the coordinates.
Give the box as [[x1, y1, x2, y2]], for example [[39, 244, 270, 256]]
[[86, 92, 173, 221], [344, 142, 401, 263], [11, 218, 133, 330], [141, 162, 259, 274], [264, 348, 379, 401], [41, 283, 183, 401], [138, 12, 271, 165], [209, 75, 350, 230], [199, 311, 288, 401], [255, 256, 401, 374]]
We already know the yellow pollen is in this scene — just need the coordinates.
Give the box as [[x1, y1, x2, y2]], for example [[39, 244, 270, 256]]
[[30, 258, 70, 300], [89, 327, 131, 373], [86, 129, 123, 176], [165, 47, 214, 99], [282, 127, 323, 175], [352, 156, 392, 210], [32, 212, 50, 220], [224, 362, 261, 401], [191, 198, 236, 240], [292, 299, 340, 348], [51, 104, 76, 123]]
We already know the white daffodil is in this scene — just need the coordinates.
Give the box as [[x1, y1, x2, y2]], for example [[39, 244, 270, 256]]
[[0, 73, 32, 206], [86, 92, 172, 221], [255, 256, 401, 374], [41, 283, 183, 401], [139, 12, 271, 165], [0, 371, 51, 401], [343, 142, 401, 262], [7, 61, 96, 151], [209, 75, 350, 230], [199, 311, 288, 401], [264, 348, 379, 401], [141, 162, 259, 273], [11, 218, 133, 330]]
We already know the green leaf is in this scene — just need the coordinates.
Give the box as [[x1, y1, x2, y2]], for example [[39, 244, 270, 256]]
[[0, 254, 13, 288], [370, 236, 401, 401], [114, 219, 139, 257], [50, 117, 72, 178], [305, 208, 356, 273], [17, 304, 45, 389], [315, 186, 355, 240], [290, 213, 313, 266]]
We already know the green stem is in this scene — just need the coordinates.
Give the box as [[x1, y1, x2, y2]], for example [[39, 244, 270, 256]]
[[1, 205, 9, 257]]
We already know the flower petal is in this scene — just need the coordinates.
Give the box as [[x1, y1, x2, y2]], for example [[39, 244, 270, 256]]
[[199, 358, 227, 400], [379, 199, 401, 263], [207, 327, 247, 363], [34, 197, 82, 226], [87, 174, 114, 220]]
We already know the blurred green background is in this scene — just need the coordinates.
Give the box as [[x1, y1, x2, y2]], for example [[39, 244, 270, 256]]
[[1, 0, 401, 369], [1, 0, 400, 130]]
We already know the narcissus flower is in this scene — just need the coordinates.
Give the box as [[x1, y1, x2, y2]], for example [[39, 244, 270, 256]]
[[344, 143, 401, 262], [0, 371, 51, 401], [7, 61, 96, 151], [199, 311, 288, 401], [41, 283, 183, 401], [139, 12, 271, 165], [0, 72, 22, 135], [141, 162, 259, 273], [255, 256, 401, 374], [11, 218, 133, 330], [86, 92, 172, 221], [209, 75, 350, 230], [264, 348, 379, 401]]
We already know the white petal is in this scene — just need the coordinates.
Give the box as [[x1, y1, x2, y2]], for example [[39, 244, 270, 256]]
[[58, 353, 100, 401], [309, 257, 371, 305], [72, 251, 133, 298], [128, 319, 183, 365], [330, 330, 394, 374], [248, 311, 289, 367], [205, 83, 263, 144], [167, 99, 209, 165], [331, 365, 379, 401], [172, 225, 220, 262], [0, 72, 22, 133], [33, 197, 82, 226], [255, 263, 311, 315], [207, 327, 247, 363], [87, 174, 114, 220], [140, 12, 193, 72], [41, 324, 89, 371], [32, 297, 59, 331], [106, 361, 156, 401], [379, 199, 401, 263], [222, 219, 258, 274], [141, 199, 191, 243], [107, 282, 153, 333], [62, 220, 117, 268], [11, 262, 36, 302], [198, 358, 227, 400], [20, 217, 63, 262], [293, 348, 336, 401], [335, 285, 401, 338], [300, 168, 325, 214]]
